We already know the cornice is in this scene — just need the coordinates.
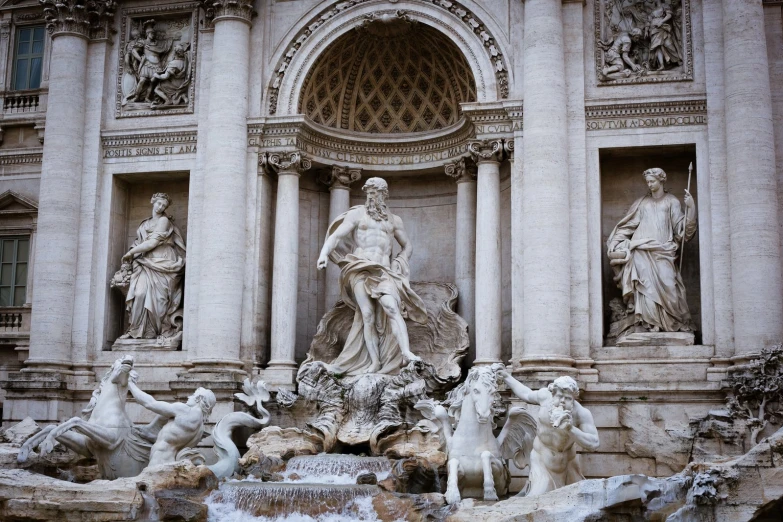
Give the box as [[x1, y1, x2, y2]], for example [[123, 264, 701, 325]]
[[0, 150, 42, 165], [585, 98, 707, 131]]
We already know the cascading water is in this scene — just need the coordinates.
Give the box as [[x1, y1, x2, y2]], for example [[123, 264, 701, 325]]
[[284, 454, 392, 484], [206, 455, 394, 521]]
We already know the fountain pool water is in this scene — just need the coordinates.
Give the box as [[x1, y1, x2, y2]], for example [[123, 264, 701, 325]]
[[206, 455, 396, 521]]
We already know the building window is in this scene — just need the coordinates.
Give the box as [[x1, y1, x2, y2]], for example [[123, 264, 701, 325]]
[[0, 237, 29, 306], [12, 26, 45, 91]]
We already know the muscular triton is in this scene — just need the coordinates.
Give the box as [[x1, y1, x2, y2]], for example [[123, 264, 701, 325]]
[[317, 177, 427, 376]]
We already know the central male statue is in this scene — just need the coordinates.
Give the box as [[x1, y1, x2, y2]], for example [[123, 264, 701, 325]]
[[317, 177, 428, 375]]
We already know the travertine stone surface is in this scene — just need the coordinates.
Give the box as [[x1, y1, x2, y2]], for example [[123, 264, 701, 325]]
[[446, 158, 477, 361], [26, 32, 89, 372], [470, 141, 503, 366], [723, 0, 783, 357], [520, 0, 572, 369], [192, 15, 252, 373]]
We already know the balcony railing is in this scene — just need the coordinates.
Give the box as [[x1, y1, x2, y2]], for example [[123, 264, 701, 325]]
[[0, 307, 30, 333], [1, 90, 45, 115]]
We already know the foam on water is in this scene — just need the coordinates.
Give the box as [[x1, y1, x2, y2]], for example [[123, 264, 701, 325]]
[[282, 454, 392, 484], [207, 494, 382, 522]]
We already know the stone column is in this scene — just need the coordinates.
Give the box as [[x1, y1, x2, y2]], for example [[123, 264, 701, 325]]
[[519, 0, 574, 374], [320, 166, 361, 308], [469, 140, 504, 366], [25, 1, 111, 374], [445, 157, 477, 361], [188, 0, 254, 377], [263, 151, 311, 388], [723, 0, 783, 359]]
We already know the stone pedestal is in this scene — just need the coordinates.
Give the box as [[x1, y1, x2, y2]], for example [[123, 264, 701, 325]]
[[470, 141, 503, 366], [616, 332, 695, 348]]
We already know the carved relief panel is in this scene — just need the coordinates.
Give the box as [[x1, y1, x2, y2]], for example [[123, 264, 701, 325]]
[[116, 3, 199, 118], [594, 0, 693, 85]]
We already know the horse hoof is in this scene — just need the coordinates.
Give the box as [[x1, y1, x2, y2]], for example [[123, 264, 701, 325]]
[[445, 489, 461, 505], [17, 448, 29, 463], [484, 487, 499, 501]]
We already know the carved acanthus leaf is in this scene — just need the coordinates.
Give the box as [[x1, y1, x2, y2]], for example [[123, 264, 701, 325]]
[[41, 0, 116, 38], [320, 165, 361, 190], [200, 0, 256, 25], [468, 139, 504, 163], [444, 157, 477, 183], [260, 151, 311, 176]]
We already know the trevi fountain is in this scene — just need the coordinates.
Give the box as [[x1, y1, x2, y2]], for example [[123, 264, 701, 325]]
[[0, 0, 781, 521]]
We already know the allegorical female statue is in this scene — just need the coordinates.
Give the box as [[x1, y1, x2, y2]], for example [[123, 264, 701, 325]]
[[606, 168, 696, 343], [112, 193, 186, 347]]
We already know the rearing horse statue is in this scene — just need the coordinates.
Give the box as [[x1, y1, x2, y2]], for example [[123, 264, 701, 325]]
[[18, 355, 153, 479], [416, 366, 537, 505]]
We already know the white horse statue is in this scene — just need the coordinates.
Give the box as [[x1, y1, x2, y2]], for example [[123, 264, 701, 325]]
[[18, 355, 154, 479], [415, 366, 537, 504]]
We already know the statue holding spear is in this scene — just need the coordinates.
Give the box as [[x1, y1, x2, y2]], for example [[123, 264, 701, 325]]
[[606, 164, 697, 343]]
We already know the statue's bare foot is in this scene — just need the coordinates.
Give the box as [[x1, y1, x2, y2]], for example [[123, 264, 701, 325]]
[[403, 352, 422, 364], [118, 333, 131, 340]]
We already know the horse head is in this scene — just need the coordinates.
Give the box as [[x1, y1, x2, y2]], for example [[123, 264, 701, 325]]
[[108, 354, 135, 388], [448, 366, 503, 426]]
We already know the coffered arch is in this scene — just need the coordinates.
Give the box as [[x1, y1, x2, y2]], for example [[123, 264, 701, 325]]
[[268, 0, 511, 119]]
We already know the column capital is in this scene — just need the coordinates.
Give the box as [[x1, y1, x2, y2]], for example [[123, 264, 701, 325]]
[[468, 139, 504, 164], [319, 165, 361, 190], [444, 157, 477, 184], [201, 0, 256, 25], [260, 150, 311, 176], [504, 138, 515, 160], [41, 0, 116, 40]]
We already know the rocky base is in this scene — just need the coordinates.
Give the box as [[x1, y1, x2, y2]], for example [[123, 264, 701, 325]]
[[448, 426, 783, 522], [0, 461, 216, 522]]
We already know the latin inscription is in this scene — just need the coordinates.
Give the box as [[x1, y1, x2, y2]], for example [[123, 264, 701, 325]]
[[586, 114, 706, 131], [104, 144, 197, 158]]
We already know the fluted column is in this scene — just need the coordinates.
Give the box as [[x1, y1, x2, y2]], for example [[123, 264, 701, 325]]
[[320, 166, 361, 308], [189, 1, 254, 375], [519, 0, 573, 373], [723, 0, 782, 359], [445, 157, 477, 361], [25, 1, 114, 373], [264, 151, 311, 388], [470, 140, 503, 366]]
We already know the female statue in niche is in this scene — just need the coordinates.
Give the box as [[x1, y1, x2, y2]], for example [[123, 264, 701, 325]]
[[606, 167, 696, 344], [112, 193, 186, 346]]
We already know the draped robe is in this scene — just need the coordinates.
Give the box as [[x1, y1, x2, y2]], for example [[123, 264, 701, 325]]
[[607, 193, 696, 335], [125, 216, 186, 339], [325, 206, 428, 376]]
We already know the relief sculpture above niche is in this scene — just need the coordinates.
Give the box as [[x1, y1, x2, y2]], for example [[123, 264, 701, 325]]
[[116, 3, 199, 118], [595, 0, 692, 85]]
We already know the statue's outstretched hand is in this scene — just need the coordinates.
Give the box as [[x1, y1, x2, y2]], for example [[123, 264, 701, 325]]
[[316, 254, 328, 270]]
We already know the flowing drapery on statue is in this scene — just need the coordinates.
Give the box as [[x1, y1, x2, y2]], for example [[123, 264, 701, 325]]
[[315, 177, 428, 376], [112, 193, 186, 347], [324, 207, 428, 376], [607, 168, 696, 342]]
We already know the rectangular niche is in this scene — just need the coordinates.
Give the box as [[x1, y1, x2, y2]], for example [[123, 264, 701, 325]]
[[599, 145, 700, 345], [115, 2, 199, 118], [105, 172, 190, 350]]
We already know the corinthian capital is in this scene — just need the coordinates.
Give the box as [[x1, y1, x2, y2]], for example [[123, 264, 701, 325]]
[[444, 157, 477, 184], [201, 0, 256, 25], [468, 139, 504, 164], [260, 151, 311, 176], [319, 166, 361, 190], [41, 0, 115, 39]]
